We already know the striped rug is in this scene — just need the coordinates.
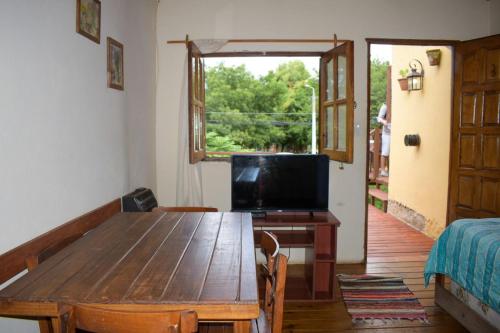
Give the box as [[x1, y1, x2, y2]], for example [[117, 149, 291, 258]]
[[338, 274, 429, 323]]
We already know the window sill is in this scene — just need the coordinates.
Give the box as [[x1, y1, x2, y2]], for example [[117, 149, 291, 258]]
[[203, 156, 231, 162]]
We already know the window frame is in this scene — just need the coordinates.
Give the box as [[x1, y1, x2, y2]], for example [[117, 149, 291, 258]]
[[188, 41, 206, 164], [319, 41, 354, 163], [188, 47, 354, 163]]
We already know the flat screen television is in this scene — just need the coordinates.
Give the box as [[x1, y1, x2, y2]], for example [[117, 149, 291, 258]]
[[231, 154, 329, 213]]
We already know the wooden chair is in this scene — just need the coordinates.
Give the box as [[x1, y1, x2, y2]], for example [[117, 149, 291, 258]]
[[198, 231, 288, 333], [75, 306, 198, 333], [257, 231, 288, 333], [153, 206, 218, 213], [25, 234, 82, 333]]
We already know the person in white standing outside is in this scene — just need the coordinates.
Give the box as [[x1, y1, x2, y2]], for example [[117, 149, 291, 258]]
[[377, 103, 391, 177]]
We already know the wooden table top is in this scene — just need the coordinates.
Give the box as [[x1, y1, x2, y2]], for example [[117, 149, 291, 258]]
[[0, 211, 259, 320], [252, 211, 341, 227]]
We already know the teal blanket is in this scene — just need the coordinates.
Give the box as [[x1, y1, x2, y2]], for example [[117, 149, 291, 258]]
[[424, 218, 500, 313]]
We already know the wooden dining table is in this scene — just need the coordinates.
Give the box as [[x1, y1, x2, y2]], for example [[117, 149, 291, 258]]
[[0, 211, 259, 332]]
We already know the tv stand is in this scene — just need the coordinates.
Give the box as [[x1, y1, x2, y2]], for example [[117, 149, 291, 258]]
[[253, 211, 340, 301], [251, 211, 267, 219]]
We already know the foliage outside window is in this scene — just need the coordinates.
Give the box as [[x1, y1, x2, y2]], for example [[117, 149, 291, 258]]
[[205, 60, 319, 156], [370, 59, 389, 129], [187, 42, 355, 164]]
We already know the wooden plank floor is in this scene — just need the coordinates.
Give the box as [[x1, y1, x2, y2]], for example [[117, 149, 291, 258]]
[[281, 206, 468, 333]]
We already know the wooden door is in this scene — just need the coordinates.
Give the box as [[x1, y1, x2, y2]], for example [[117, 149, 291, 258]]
[[448, 34, 500, 222]]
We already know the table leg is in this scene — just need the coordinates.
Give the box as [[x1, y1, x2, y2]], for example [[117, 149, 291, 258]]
[[234, 320, 251, 333], [51, 307, 75, 333], [38, 319, 52, 333]]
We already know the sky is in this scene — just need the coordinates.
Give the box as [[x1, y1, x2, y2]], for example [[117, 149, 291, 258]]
[[371, 44, 392, 63], [204, 56, 320, 78], [204, 44, 392, 78]]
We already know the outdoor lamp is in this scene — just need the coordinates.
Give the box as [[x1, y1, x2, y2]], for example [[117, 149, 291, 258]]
[[407, 59, 424, 91]]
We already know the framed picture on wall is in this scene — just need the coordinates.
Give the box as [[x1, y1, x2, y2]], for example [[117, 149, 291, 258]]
[[107, 37, 124, 90], [76, 0, 101, 43]]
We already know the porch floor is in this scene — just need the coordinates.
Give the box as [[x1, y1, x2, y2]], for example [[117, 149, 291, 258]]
[[282, 206, 467, 333]]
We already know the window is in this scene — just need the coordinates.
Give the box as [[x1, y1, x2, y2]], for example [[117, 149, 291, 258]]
[[188, 42, 206, 163], [319, 41, 354, 163], [188, 41, 354, 164]]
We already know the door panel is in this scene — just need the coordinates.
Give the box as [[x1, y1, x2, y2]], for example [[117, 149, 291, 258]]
[[483, 91, 500, 126], [486, 48, 500, 81], [480, 178, 500, 213], [449, 35, 500, 222], [459, 134, 476, 167], [483, 135, 500, 169], [457, 175, 475, 209], [460, 93, 477, 126], [462, 52, 481, 83]]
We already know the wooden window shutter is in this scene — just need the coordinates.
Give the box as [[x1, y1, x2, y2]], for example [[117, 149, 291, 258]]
[[319, 41, 354, 163], [188, 41, 206, 164]]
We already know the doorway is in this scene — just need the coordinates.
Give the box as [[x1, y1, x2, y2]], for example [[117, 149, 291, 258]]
[[365, 39, 455, 262]]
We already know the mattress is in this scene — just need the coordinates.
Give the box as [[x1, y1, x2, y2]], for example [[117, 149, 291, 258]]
[[424, 218, 500, 312], [450, 280, 500, 330]]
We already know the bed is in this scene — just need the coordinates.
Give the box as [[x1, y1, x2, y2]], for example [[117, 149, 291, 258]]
[[424, 218, 500, 333]]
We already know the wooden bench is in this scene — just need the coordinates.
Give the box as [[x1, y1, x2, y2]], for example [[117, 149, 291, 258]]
[[0, 198, 121, 286]]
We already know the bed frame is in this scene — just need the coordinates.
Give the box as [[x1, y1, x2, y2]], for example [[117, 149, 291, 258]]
[[435, 276, 499, 333]]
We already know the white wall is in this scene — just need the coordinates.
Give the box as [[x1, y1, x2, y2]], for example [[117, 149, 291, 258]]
[[389, 46, 452, 239], [490, 0, 500, 34], [0, 1, 157, 331], [156, 0, 491, 264], [125, 1, 158, 191]]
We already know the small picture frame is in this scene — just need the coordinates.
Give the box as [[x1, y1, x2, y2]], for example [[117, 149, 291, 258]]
[[107, 37, 124, 90], [76, 0, 101, 44]]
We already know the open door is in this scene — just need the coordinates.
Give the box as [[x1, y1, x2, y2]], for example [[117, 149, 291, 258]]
[[448, 34, 500, 222], [319, 41, 354, 163]]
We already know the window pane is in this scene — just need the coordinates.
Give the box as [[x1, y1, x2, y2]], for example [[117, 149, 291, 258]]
[[338, 55, 346, 100], [337, 104, 347, 151], [198, 109, 203, 150], [194, 107, 200, 151], [327, 59, 334, 101], [198, 58, 203, 101], [192, 59, 197, 100], [326, 106, 334, 148]]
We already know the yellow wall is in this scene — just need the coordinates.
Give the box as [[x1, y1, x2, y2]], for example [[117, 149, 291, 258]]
[[388, 46, 452, 238]]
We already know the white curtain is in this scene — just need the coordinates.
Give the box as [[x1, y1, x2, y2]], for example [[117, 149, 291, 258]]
[[175, 53, 203, 206], [193, 39, 228, 53], [174, 39, 228, 206]]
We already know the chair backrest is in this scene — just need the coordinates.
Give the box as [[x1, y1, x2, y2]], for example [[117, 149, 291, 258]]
[[75, 306, 198, 333], [260, 231, 288, 333], [154, 206, 218, 213]]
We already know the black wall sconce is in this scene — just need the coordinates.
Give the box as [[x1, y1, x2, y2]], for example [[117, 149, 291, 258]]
[[404, 134, 421, 146], [407, 59, 424, 91]]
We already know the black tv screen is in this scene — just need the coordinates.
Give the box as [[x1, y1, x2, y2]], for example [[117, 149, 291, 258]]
[[231, 154, 329, 212]]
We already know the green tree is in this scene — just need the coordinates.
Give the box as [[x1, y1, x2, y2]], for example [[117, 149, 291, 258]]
[[206, 132, 242, 152], [205, 60, 319, 153], [370, 59, 389, 128]]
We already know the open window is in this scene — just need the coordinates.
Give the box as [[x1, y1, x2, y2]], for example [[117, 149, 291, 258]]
[[319, 41, 354, 163], [188, 40, 354, 164], [188, 41, 206, 163]]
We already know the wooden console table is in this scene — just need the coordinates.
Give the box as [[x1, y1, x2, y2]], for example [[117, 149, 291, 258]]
[[252, 211, 340, 301]]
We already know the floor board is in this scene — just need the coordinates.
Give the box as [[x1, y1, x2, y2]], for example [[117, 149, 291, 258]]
[[281, 206, 467, 333]]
